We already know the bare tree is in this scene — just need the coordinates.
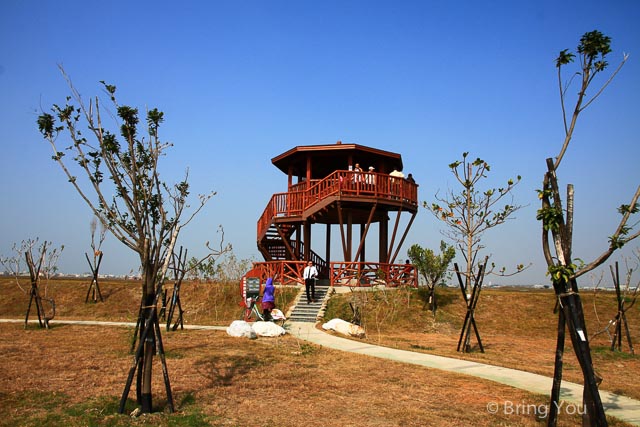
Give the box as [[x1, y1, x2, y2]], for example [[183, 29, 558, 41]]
[[1, 239, 63, 328], [590, 254, 639, 353], [427, 153, 526, 352], [428, 152, 525, 293], [85, 216, 107, 303], [537, 30, 638, 426], [37, 67, 216, 414]]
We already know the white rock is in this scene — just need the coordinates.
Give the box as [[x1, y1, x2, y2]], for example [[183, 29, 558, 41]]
[[226, 320, 257, 339], [322, 318, 366, 338], [252, 321, 286, 337]]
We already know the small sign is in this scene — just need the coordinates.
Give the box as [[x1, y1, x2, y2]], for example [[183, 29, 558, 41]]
[[245, 277, 261, 299]]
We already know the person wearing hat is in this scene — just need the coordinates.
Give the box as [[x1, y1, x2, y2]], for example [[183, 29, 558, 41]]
[[366, 166, 376, 187]]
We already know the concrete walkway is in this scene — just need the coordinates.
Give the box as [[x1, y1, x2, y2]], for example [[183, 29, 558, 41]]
[[287, 321, 640, 426], [4, 318, 640, 425]]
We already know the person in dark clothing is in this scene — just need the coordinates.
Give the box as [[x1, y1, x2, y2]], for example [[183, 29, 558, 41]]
[[302, 261, 318, 303]]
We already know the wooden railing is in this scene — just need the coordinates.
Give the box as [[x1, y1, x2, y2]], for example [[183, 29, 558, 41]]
[[245, 261, 308, 286], [257, 170, 418, 241], [330, 261, 416, 287], [242, 260, 417, 288]]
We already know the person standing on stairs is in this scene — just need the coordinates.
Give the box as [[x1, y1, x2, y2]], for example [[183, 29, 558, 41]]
[[303, 261, 319, 304]]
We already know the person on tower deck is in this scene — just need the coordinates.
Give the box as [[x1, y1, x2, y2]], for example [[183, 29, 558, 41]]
[[366, 166, 376, 187], [352, 163, 363, 185], [303, 261, 319, 303], [389, 169, 405, 199], [402, 260, 413, 284]]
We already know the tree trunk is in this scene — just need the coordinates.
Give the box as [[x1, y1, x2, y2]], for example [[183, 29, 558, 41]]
[[548, 307, 565, 426], [560, 286, 607, 426], [139, 260, 157, 413], [140, 336, 154, 412]]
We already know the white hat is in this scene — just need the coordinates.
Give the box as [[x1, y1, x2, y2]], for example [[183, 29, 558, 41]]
[[368, 166, 374, 170]]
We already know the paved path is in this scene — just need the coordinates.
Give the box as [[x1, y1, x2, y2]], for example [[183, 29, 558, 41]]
[[3, 318, 639, 425], [287, 321, 640, 426]]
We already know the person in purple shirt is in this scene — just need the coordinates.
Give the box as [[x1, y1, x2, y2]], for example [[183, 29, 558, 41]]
[[261, 277, 276, 321]]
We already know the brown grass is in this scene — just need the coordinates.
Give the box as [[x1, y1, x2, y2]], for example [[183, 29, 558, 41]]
[[324, 286, 640, 401], [0, 277, 637, 426]]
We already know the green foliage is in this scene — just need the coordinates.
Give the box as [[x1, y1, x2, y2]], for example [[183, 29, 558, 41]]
[[36, 79, 171, 245], [546, 30, 637, 285], [4, 392, 213, 427], [35, 70, 218, 302], [536, 206, 564, 231], [186, 256, 217, 280], [37, 69, 218, 414], [577, 30, 611, 69], [557, 30, 611, 75], [547, 263, 577, 283], [407, 241, 456, 288], [592, 346, 638, 360]]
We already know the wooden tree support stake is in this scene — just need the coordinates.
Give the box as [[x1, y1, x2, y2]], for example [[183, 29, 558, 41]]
[[610, 262, 635, 354], [166, 247, 188, 332], [455, 262, 485, 353], [84, 251, 104, 303], [119, 279, 174, 414], [24, 246, 55, 329]]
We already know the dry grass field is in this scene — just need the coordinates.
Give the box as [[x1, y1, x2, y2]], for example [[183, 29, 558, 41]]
[[0, 277, 638, 426]]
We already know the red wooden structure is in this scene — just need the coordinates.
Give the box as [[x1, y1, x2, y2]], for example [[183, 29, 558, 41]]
[[243, 141, 419, 290]]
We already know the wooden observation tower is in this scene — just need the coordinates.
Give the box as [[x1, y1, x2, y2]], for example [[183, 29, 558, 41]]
[[246, 141, 419, 287]]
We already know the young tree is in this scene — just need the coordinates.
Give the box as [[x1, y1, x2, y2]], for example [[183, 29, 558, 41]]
[[85, 216, 107, 303], [183, 225, 231, 282], [37, 67, 216, 413], [427, 152, 525, 293], [215, 252, 256, 282], [407, 241, 456, 315], [1, 239, 63, 328], [537, 30, 638, 426]]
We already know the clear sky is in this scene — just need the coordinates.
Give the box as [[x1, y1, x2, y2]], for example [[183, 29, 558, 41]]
[[1, 0, 638, 286]]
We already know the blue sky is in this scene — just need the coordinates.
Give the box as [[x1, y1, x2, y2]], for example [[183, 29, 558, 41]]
[[1, 0, 638, 285]]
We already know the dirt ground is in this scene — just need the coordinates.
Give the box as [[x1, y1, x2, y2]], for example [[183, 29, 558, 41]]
[[0, 323, 598, 427], [0, 278, 637, 426]]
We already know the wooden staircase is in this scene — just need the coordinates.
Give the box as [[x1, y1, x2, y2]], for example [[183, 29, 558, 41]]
[[258, 221, 328, 276], [287, 284, 330, 322]]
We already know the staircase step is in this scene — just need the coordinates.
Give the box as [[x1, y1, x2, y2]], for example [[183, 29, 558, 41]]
[[286, 286, 332, 323]]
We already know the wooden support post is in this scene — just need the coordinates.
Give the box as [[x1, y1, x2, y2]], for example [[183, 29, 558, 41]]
[[346, 211, 353, 262], [353, 205, 377, 263], [389, 211, 416, 265], [325, 224, 331, 269], [337, 202, 347, 261], [379, 215, 388, 264], [303, 220, 311, 261]]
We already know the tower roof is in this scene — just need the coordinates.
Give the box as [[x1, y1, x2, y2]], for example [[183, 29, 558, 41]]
[[271, 141, 403, 178]]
